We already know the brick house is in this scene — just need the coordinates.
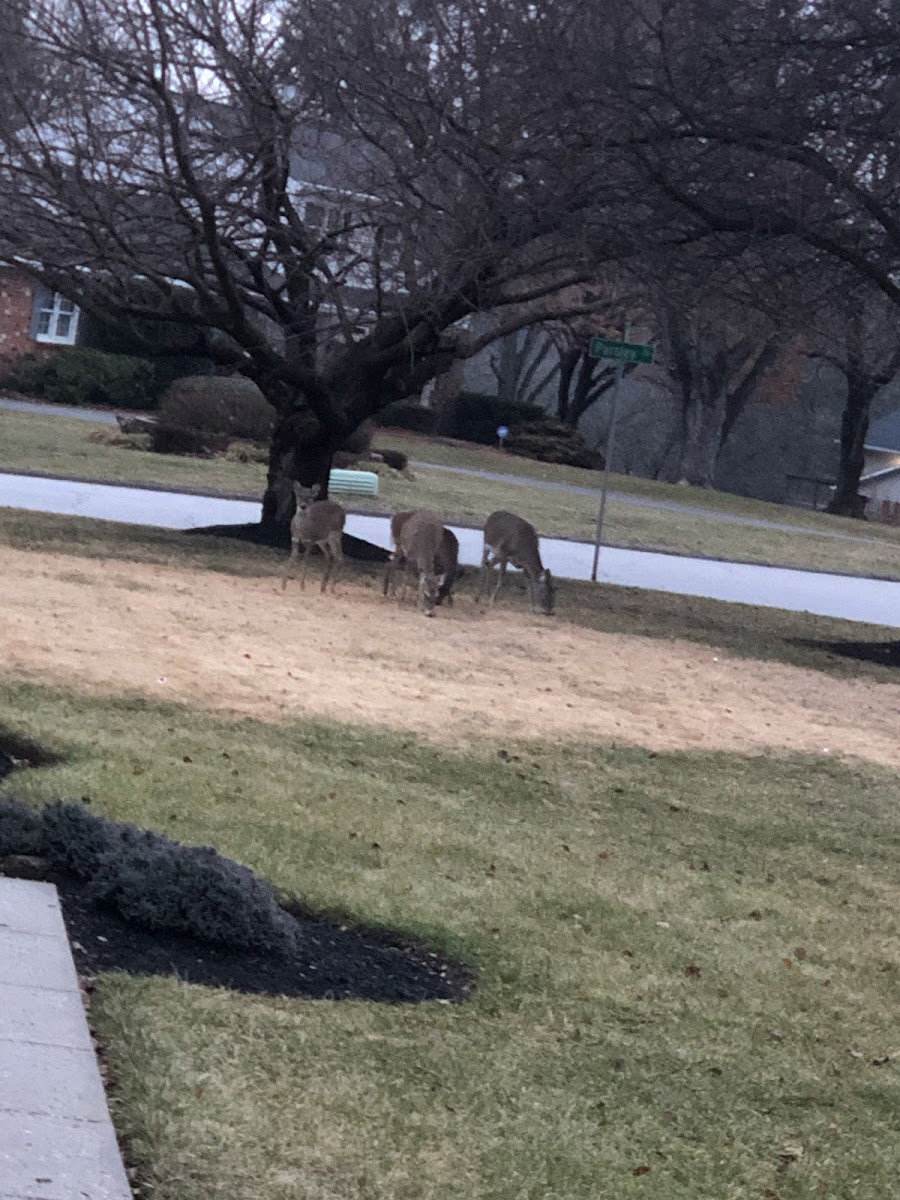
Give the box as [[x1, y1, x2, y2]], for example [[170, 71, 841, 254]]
[[0, 264, 81, 367]]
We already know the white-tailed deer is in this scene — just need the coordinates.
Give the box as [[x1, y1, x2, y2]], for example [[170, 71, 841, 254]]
[[382, 510, 456, 616], [479, 510, 555, 615], [384, 510, 460, 609], [281, 484, 346, 593]]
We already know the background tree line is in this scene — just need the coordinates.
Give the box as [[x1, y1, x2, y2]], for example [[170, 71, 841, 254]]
[[1, 0, 899, 519]]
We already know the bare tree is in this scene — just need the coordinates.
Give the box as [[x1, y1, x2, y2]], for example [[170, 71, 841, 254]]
[[0, 0, 647, 526], [490, 327, 560, 410], [808, 290, 900, 517], [600, 0, 900, 506]]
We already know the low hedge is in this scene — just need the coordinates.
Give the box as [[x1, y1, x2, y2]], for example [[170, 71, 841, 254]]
[[449, 392, 547, 445], [377, 401, 438, 434], [1, 798, 297, 956], [2, 347, 159, 410], [504, 420, 603, 469]]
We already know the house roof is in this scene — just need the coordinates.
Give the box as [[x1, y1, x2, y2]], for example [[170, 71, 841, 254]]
[[865, 411, 900, 452]]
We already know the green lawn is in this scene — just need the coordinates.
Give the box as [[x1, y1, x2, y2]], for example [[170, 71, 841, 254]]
[[3, 407, 900, 579], [3, 677, 900, 1199]]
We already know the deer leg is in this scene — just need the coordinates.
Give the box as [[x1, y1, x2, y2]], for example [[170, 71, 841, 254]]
[[489, 559, 507, 606], [299, 543, 313, 590], [399, 563, 412, 604], [383, 549, 404, 598], [476, 548, 494, 603], [392, 553, 407, 596], [329, 541, 343, 593], [319, 546, 333, 593], [281, 538, 300, 590]]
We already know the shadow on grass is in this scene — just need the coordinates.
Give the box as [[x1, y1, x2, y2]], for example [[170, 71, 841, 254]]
[[186, 521, 390, 562], [0, 726, 67, 781], [53, 872, 472, 1003], [790, 637, 900, 670]]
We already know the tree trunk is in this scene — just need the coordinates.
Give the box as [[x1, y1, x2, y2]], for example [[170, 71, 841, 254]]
[[566, 352, 597, 428], [260, 404, 336, 528], [428, 359, 465, 435], [826, 373, 872, 518], [495, 334, 520, 406], [556, 346, 580, 422], [677, 386, 727, 487]]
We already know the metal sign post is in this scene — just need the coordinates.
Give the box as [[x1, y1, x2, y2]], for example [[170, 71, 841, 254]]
[[589, 326, 655, 583]]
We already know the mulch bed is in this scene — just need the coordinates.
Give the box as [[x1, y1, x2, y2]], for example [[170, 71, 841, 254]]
[[1, 739, 471, 1004], [56, 874, 471, 1003]]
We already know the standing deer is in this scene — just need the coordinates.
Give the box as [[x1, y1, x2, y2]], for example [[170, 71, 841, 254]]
[[281, 484, 346, 594], [479, 510, 555, 615], [384, 510, 460, 608]]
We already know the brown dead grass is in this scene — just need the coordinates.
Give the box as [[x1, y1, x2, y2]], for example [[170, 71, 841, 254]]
[[3, 544, 899, 769]]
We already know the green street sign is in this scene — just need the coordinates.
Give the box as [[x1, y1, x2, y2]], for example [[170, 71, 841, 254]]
[[589, 336, 655, 364]]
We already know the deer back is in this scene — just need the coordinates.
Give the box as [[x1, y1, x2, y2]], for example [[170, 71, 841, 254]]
[[390, 510, 414, 549], [397, 510, 445, 571], [292, 486, 346, 544], [483, 510, 544, 577]]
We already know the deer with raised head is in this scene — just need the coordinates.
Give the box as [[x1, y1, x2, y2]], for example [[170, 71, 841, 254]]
[[384, 510, 460, 609], [281, 483, 346, 594], [479, 510, 555, 615]]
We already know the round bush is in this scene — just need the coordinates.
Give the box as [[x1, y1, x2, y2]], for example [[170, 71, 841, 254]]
[[0, 798, 45, 858], [158, 375, 275, 441], [42, 801, 125, 878]]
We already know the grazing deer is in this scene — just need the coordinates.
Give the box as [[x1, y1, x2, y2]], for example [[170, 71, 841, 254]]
[[281, 484, 346, 593], [479, 510, 555, 615], [384, 511, 460, 608], [383, 510, 454, 616]]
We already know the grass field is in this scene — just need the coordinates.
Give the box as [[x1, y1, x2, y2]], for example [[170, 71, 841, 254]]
[[0, 504, 897, 686], [4, 405, 900, 579], [2, 507, 900, 1198], [3, 678, 900, 1200]]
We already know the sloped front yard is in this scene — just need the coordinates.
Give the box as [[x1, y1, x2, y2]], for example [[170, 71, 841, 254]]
[[2, 534, 900, 1198]]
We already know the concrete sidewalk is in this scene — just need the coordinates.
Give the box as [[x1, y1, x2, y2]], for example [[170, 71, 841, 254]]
[[0, 877, 131, 1200]]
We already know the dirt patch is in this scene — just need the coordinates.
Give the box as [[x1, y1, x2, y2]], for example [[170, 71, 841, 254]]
[[2, 545, 900, 768]]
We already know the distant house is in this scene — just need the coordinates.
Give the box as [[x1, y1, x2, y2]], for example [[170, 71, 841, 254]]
[[0, 264, 81, 365], [0, 114, 530, 402], [859, 411, 900, 523]]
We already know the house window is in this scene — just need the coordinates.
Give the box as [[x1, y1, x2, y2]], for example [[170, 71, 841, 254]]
[[303, 200, 354, 242], [32, 287, 80, 345]]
